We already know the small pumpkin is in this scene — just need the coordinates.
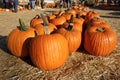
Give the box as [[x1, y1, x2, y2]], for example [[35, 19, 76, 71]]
[[86, 17, 109, 28], [62, 9, 72, 21], [77, 11, 87, 19], [34, 23, 57, 35], [46, 14, 56, 21], [84, 26, 117, 56], [7, 19, 35, 57], [68, 9, 77, 17], [52, 9, 65, 16], [30, 14, 48, 28], [50, 11, 66, 28], [85, 10, 100, 23], [74, 14, 84, 25], [64, 15, 83, 32]]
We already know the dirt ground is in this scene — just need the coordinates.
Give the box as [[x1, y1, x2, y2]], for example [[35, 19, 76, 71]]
[[0, 7, 120, 80]]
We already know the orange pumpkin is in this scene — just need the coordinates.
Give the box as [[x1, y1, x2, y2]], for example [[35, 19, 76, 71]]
[[30, 14, 69, 70], [7, 19, 35, 57], [30, 14, 48, 27], [57, 25, 82, 53], [62, 10, 72, 21], [74, 14, 84, 25], [34, 23, 57, 35], [85, 10, 100, 23], [50, 13, 66, 28], [46, 14, 56, 21], [52, 10, 65, 16], [86, 17, 109, 28], [77, 11, 87, 19], [84, 26, 117, 56], [34, 14, 57, 35], [68, 9, 77, 17], [64, 15, 83, 32]]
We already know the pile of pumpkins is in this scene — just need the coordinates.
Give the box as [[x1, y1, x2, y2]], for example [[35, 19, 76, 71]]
[[7, 5, 117, 70]]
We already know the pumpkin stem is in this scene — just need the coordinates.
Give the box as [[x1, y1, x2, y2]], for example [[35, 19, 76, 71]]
[[96, 28, 105, 32], [18, 18, 28, 31], [35, 14, 40, 19], [65, 8, 69, 14], [67, 24, 73, 31], [56, 8, 62, 18], [94, 16, 100, 20], [40, 13, 49, 34], [70, 15, 74, 23], [34, 30, 38, 36], [76, 14, 81, 19]]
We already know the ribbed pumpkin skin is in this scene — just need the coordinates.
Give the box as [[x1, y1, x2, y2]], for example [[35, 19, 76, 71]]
[[7, 27, 35, 57], [84, 27, 117, 56], [57, 28, 82, 53], [30, 34, 69, 70]]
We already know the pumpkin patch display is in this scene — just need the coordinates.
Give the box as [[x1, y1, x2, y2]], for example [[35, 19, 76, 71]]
[[7, 19, 35, 57], [84, 26, 117, 56], [29, 14, 69, 70], [6, 4, 118, 71]]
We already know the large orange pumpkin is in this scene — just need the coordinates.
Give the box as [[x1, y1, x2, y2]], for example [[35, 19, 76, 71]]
[[30, 33, 69, 70], [7, 19, 35, 57], [84, 26, 117, 56], [30, 14, 69, 70]]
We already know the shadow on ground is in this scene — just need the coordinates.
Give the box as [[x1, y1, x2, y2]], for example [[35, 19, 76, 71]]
[[0, 35, 34, 66], [109, 12, 120, 15], [100, 15, 120, 18], [0, 35, 11, 53]]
